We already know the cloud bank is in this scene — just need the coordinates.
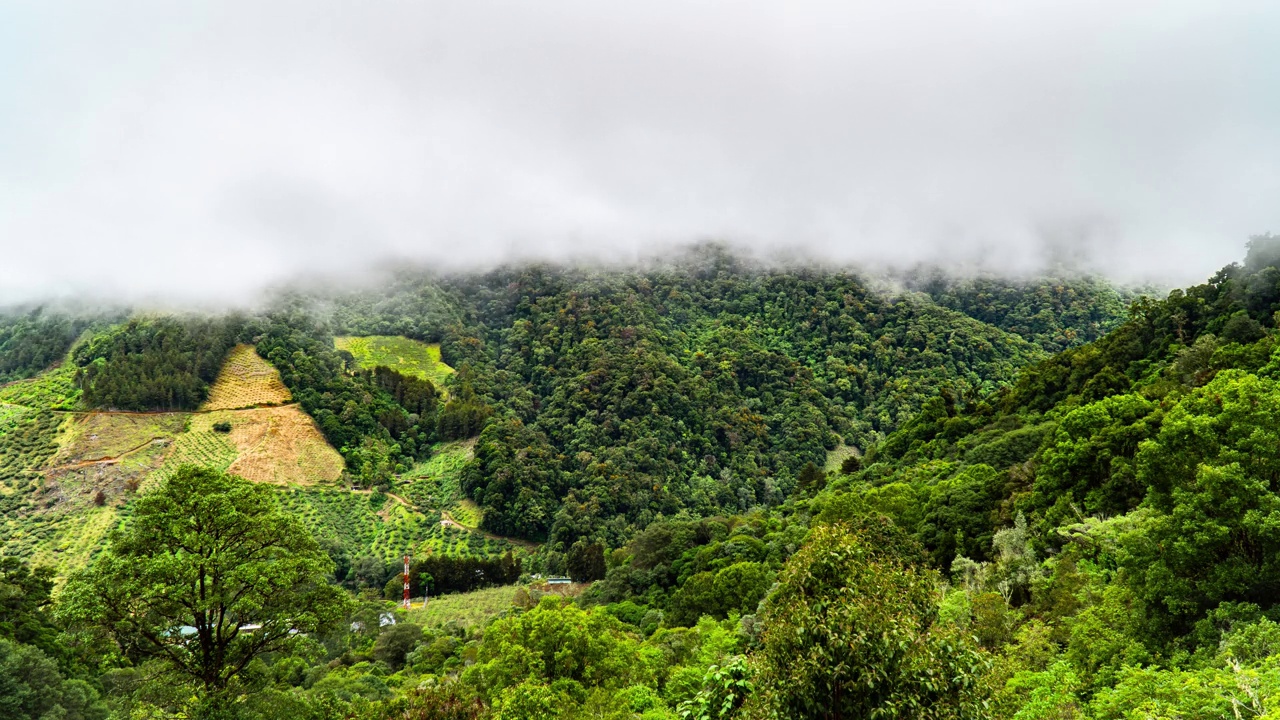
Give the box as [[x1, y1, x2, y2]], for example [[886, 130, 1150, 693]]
[[2, 0, 1278, 302]]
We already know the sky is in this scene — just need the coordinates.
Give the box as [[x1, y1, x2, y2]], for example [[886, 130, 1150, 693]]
[[2, 0, 1279, 303]]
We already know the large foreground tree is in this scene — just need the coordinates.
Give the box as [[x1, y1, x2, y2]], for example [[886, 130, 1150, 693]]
[[63, 466, 351, 718]]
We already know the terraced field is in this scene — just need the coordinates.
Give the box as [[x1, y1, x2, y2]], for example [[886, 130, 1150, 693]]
[[147, 423, 237, 486], [200, 344, 291, 410], [334, 335, 454, 387]]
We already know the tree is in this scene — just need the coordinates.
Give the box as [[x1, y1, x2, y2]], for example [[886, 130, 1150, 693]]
[[465, 596, 656, 703], [566, 541, 606, 582], [665, 562, 772, 628], [1122, 371, 1280, 638], [62, 466, 351, 717], [0, 638, 105, 720], [373, 623, 424, 670], [749, 522, 989, 719], [0, 556, 57, 656]]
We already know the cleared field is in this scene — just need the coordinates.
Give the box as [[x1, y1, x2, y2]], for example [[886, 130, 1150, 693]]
[[334, 336, 455, 387], [824, 443, 861, 473], [192, 407, 343, 486], [201, 345, 291, 411], [402, 584, 519, 629], [46, 412, 187, 468]]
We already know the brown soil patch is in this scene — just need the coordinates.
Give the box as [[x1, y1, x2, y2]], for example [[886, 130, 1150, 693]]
[[192, 406, 342, 485]]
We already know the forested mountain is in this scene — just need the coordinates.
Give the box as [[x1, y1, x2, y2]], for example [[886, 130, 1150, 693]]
[[23, 242, 1262, 720], [315, 248, 1134, 545]]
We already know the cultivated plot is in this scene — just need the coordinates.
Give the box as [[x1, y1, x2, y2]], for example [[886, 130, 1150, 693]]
[[46, 412, 187, 469], [192, 407, 343, 486], [201, 344, 291, 410], [334, 335, 455, 387]]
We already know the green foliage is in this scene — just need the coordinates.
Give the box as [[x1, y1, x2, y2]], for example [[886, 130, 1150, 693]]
[[665, 563, 771, 628], [381, 682, 485, 720], [372, 622, 423, 670], [750, 523, 989, 719], [0, 308, 104, 383], [676, 657, 752, 720], [911, 273, 1134, 353], [917, 464, 1004, 565], [0, 364, 81, 410], [418, 249, 1086, 545], [0, 637, 106, 720], [61, 466, 352, 707], [1116, 370, 1280, 638], [0, 557, 58, 658], [463, 419, 565, 540], [465, 596, 657, 702], [74, 316, 241, 410], [567, 541, 606, 582], [334, 335, 456, 387], [257, 316, 441, 486], [1033, 394, 1158, 515]]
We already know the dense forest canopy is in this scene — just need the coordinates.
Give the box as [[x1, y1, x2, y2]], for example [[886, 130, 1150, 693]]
[[316, 248, 1134, 545]]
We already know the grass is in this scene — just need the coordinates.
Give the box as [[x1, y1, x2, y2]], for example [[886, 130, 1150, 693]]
[[201, 345, 291, 411], [400, 441, 473, 510], [191, 407, 344, 486], [334, 336, 455, 388], [449, 499, 482, 528], [0, 364, 80, 410], [401, 584, 519, 629], [825, 443, 861, 473]]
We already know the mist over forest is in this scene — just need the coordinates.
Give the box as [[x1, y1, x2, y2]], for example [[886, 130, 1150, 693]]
[[4, 2, 1280, 719]]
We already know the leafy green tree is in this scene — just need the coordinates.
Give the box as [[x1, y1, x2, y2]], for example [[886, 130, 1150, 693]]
[[1033, 393, 1159, 515], [62, 466, 351, 717], [0, 638, 105, 720], [1122, 370, 1280, 637], [749, 522, 989, 719], [677, 656, 752, 720], [665, 563, 772, 628], [917, 464, 1004, 565], [0, 556, 58, 658], [567, 541, 607, 583], [465, 596, 658, 704], [373, 623, 424, 670], [383, 681, 486, 720]]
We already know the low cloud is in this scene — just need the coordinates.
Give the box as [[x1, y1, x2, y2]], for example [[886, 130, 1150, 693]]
[[2, 1, 1278, 303]]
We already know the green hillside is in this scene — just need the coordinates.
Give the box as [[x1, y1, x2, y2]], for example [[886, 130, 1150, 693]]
[[7, 249, 1214, 720]]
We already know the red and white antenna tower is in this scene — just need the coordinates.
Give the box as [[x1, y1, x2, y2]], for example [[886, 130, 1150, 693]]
[[402, 554, 411, 610]]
